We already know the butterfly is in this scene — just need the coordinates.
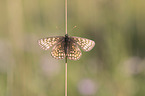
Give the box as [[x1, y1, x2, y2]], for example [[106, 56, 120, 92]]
[[38, 34, 95, 61]]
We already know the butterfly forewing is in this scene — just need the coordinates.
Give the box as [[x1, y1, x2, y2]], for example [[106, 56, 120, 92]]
[[51, 41, 65, 59], [67, 41, 82, 60], [71, 36, 95, 51], [38, 36, 63, 50]]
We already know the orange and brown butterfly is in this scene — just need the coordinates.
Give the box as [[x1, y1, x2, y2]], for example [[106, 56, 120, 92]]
[[38, 34, 95, 60]]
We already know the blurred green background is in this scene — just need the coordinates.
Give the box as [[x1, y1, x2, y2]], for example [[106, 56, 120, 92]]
[[0, 0, 145, 96]]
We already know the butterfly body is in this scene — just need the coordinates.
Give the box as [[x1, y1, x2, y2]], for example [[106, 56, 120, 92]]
[[64, 34, 69, 56], [38, 34, 95, 60]]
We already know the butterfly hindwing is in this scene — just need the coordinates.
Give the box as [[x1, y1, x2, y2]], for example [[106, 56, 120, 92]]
[[67, 41, 82, 60], [70, 36, 95, 51], [51, 41, 65, 59], [38, 36, 64, 50]]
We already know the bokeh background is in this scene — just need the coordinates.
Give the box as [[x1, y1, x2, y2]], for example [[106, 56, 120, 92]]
[[0, 0, 145, 96]]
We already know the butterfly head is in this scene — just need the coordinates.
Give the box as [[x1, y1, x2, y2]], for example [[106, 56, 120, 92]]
[[65, 34, 68, 37], [65, 34, 69, 41]]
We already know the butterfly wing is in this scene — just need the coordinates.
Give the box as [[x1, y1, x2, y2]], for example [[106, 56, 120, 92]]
[[67, 41, 82, 60], [38, 36, 64, 50], [70, 36, 95, 51], [51, 41, 65, 59]]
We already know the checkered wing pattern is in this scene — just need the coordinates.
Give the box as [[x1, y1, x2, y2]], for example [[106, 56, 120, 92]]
[[38, 36, 63, 50], [51, 41, 65, 59], [71, 36, 95, 51], [67, 42, 82, 60]]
